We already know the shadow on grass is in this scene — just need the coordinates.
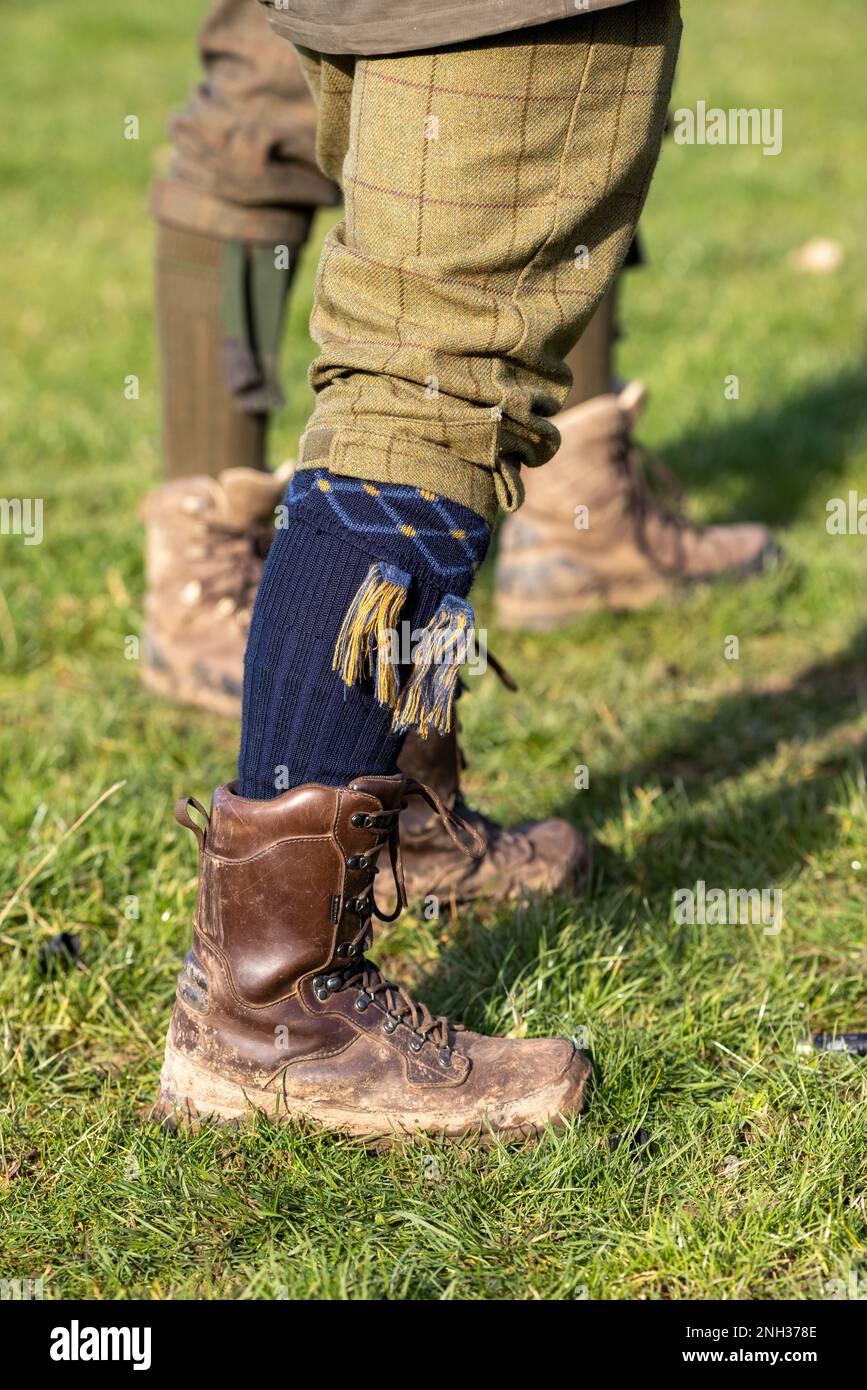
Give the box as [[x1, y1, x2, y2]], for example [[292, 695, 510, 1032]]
[[658, 355, 867, 526], [405, 622, 867, 1030], [546, 620, 867, 896]]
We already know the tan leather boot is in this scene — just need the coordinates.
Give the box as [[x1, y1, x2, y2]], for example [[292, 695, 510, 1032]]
[[394, 700, 585, 910], [154, 777, 591, 1143], [140, 463, 292, 716], [495, 382, 775, 630]]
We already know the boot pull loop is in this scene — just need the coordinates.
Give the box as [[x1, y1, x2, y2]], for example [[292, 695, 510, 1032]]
[[174, 796, 210, 851]]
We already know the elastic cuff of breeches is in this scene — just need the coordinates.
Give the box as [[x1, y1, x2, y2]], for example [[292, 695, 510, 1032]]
[[296, 422, 537, 525], [149, 178, 314, 249]]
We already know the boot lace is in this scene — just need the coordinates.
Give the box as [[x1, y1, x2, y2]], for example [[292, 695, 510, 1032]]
[[616, 428, 698, 571], [312, 779, 484, 1063]]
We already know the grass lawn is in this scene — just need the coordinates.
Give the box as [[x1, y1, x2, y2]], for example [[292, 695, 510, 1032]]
[[1, 0, 866, 1301]]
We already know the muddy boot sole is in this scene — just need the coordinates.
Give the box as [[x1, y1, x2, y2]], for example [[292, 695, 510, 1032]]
[[152, 1039, 592, 1148]]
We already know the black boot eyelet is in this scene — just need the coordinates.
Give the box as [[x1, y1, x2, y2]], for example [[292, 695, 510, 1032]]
[[409, 1036, 424, 1053], [438, 1048, 452, 1068], [355, 992, 371, 1013], [383, 1018, 397, 1034]]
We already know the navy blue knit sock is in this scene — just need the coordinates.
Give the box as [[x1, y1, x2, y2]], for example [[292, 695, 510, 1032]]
[[237, 470, 490, 800]]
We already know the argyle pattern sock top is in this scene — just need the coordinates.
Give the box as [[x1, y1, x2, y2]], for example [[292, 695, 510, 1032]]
[[288, 469, 489, 584], [237, 471, 490, 799]]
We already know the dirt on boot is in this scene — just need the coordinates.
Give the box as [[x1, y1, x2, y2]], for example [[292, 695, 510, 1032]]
[[154, 777, 591, 1144]]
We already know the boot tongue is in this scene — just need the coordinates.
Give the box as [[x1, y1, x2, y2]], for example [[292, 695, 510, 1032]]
[[398, 725, 461, 840], [398, 726, 459, 808], [216, 462, 294, 528]]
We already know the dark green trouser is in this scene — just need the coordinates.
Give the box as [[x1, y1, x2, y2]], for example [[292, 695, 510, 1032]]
[[150, 0, 338, 245], [151, 0, 339, 477]]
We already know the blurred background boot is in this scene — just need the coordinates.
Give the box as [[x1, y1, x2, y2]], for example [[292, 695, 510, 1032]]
[[141, 463, 292, 716], [495, 379, 775, 631]]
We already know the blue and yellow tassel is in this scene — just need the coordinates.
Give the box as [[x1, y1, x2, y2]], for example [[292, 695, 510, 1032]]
[[332, 561, 410, 707], [391, 594, 473, 738]]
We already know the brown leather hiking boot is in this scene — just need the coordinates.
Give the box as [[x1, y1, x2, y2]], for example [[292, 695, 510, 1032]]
[[495, 381, 776, 630], [393, 693, 585, 910], [154, 777, 591, 1143], [140, 463, 292, 716]]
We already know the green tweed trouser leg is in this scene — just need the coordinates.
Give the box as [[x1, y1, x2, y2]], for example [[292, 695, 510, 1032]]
[[293, 0, 681, 525]]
